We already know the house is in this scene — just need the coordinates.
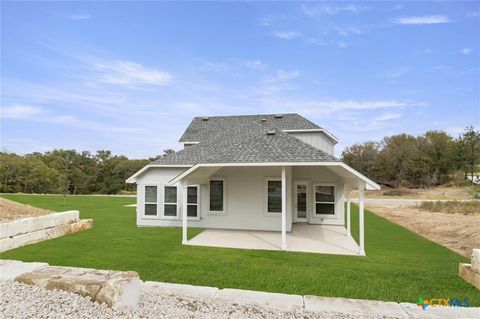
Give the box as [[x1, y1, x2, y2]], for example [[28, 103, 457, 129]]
[[126, 114, 380, 255]]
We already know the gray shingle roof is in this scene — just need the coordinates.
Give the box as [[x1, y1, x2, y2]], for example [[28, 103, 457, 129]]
[[152, 117, 338, 165], [179, 113, 320, 143]]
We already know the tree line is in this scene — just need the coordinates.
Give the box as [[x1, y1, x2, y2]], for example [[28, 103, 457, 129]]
[[341, 126, 480, 188], [0, 149, 175, 194], [1, 127, 478, 194]]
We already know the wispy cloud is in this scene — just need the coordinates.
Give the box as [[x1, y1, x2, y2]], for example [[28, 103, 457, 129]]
[[91, 59, 173, 88], [245, 60, 267, 70], [393, 15, 450, 25], [376, 66, 410, 79], [196, 61, 229, 72], [66, 14, 91, 20], [337, 41, 348, 48], [462, 48, 472, 55], [332, 26, 365, 37], [259, 18, 274, 26], [2, 103, 144, 133], [302, 4, 367, 16], [271, 31, 303, 40], [2, 104, 43, 119]]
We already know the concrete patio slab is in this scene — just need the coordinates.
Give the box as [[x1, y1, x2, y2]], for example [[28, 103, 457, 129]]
[[214, 288, 303, 311], [304, 295, 408, 318], [187, 224, 361, 255], [144, 281, 218, 299]]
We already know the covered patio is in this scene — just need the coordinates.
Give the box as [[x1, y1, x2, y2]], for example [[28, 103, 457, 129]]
[[186, 223, 360, 256]]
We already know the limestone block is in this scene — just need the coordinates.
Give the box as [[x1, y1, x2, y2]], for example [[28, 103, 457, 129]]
[[459, 263, 480, 290], [27, 214, 56, 233], [214, 288, 303, 311], [304, 295, 408, 319], [472, 249, 480, 274], [16, 266, 141, 308], [54, 210, 79, 225], [0, 237, 15, 253], [70, 219, 93, 233], [0, 219, 28, 239], [144, 281, 218, 299], [44, 223, 72, 239], [400, 302, 480, 319], [13, 229, 47, 247], [0, 260, 48, 281]]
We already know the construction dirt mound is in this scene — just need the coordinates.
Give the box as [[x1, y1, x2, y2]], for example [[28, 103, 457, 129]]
[[0, 197, 50, 223]]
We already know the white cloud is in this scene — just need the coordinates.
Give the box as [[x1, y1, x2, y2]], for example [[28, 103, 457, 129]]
[[275, 69, 299, 81], [332, 26, 365, 37], [92, 59, 173, 88], [376, 66, 410, 78], [271, 31, 303, 40], [337, 41, 348, 48], [302, 4, 366, 16], [245, 60, 267, 70], [67, 14, 91, 20], [393, 15, 450, 25], [372, 112, 402, 122], [197, 62, 229, 72], [259, 18, 273, 26], [1, 104, 43, 119], [462, 48, 472, 55]]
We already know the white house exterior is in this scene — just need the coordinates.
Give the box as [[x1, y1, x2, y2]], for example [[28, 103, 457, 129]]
[[127, 114, 380, 255]]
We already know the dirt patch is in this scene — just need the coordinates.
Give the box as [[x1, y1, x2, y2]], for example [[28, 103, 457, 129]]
[[368, 204, 480, 257], [354, 186, 476, 200], [0, 198, 50, 223]]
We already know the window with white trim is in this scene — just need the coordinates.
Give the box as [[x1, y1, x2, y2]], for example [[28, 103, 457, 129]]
[[144, 186, 158, 216], [163, 186, 177, 217], [266, 179, 282, 214], [209, 179, 224, 213], [187, 186, 199, 218], [314, 185, 335, 215]]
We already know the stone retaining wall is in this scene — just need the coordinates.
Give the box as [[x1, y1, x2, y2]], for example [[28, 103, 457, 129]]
[[0, 211, 92, 252]]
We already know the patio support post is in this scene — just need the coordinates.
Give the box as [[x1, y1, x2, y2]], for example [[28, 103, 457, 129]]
[[281, 166, 287, 250], [346, 191, 351, 236], [181, 180, 188, 244], [358, 182, 365, 255]]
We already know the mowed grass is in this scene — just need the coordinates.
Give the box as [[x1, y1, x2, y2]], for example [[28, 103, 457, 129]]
[[1, 194, 478, 305]]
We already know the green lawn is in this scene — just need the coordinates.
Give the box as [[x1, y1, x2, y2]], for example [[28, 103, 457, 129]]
[[1, 194, 478, 305]]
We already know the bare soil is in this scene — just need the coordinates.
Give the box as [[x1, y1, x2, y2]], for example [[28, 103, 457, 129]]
[[368, 203, 480, 257], [0, 197, 50, 223], [358, 186, 476, 200]]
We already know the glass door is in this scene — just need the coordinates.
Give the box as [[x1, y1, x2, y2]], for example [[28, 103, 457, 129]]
[[294, 182, 308, 222]]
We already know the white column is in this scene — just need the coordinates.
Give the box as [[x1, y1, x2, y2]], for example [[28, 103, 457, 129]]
[[358, 182, 365, 255], [281, 166, 287, 250], [346, 191, 351, 236], [181, 181, 188, 244]]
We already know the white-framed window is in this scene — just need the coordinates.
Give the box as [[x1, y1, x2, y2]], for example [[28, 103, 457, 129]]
[[144, 185, 158, 216], [314, 184, 335, 215], [163, 186, 178, 218], [265, 178, 282, 214], [209, 179, 225, 214], [187, 185, 200, 219]]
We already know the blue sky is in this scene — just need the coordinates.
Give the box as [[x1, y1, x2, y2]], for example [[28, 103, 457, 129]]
[[1, 1, 479, 158]]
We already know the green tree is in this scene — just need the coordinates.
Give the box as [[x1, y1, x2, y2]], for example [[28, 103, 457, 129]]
[[459, 126, 480, 180]]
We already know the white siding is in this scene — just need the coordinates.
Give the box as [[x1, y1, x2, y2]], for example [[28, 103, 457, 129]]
[[134, 165, 345, 230], [288, 132, 336, 155]]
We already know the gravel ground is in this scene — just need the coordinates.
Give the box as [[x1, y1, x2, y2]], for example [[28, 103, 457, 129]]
[[0, 281, 354, 319]]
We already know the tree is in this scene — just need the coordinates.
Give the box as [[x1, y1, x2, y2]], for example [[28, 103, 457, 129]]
[[459, 126, 480, 180], [163, 149, 176, 157], [341, 142, 380, 181]]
